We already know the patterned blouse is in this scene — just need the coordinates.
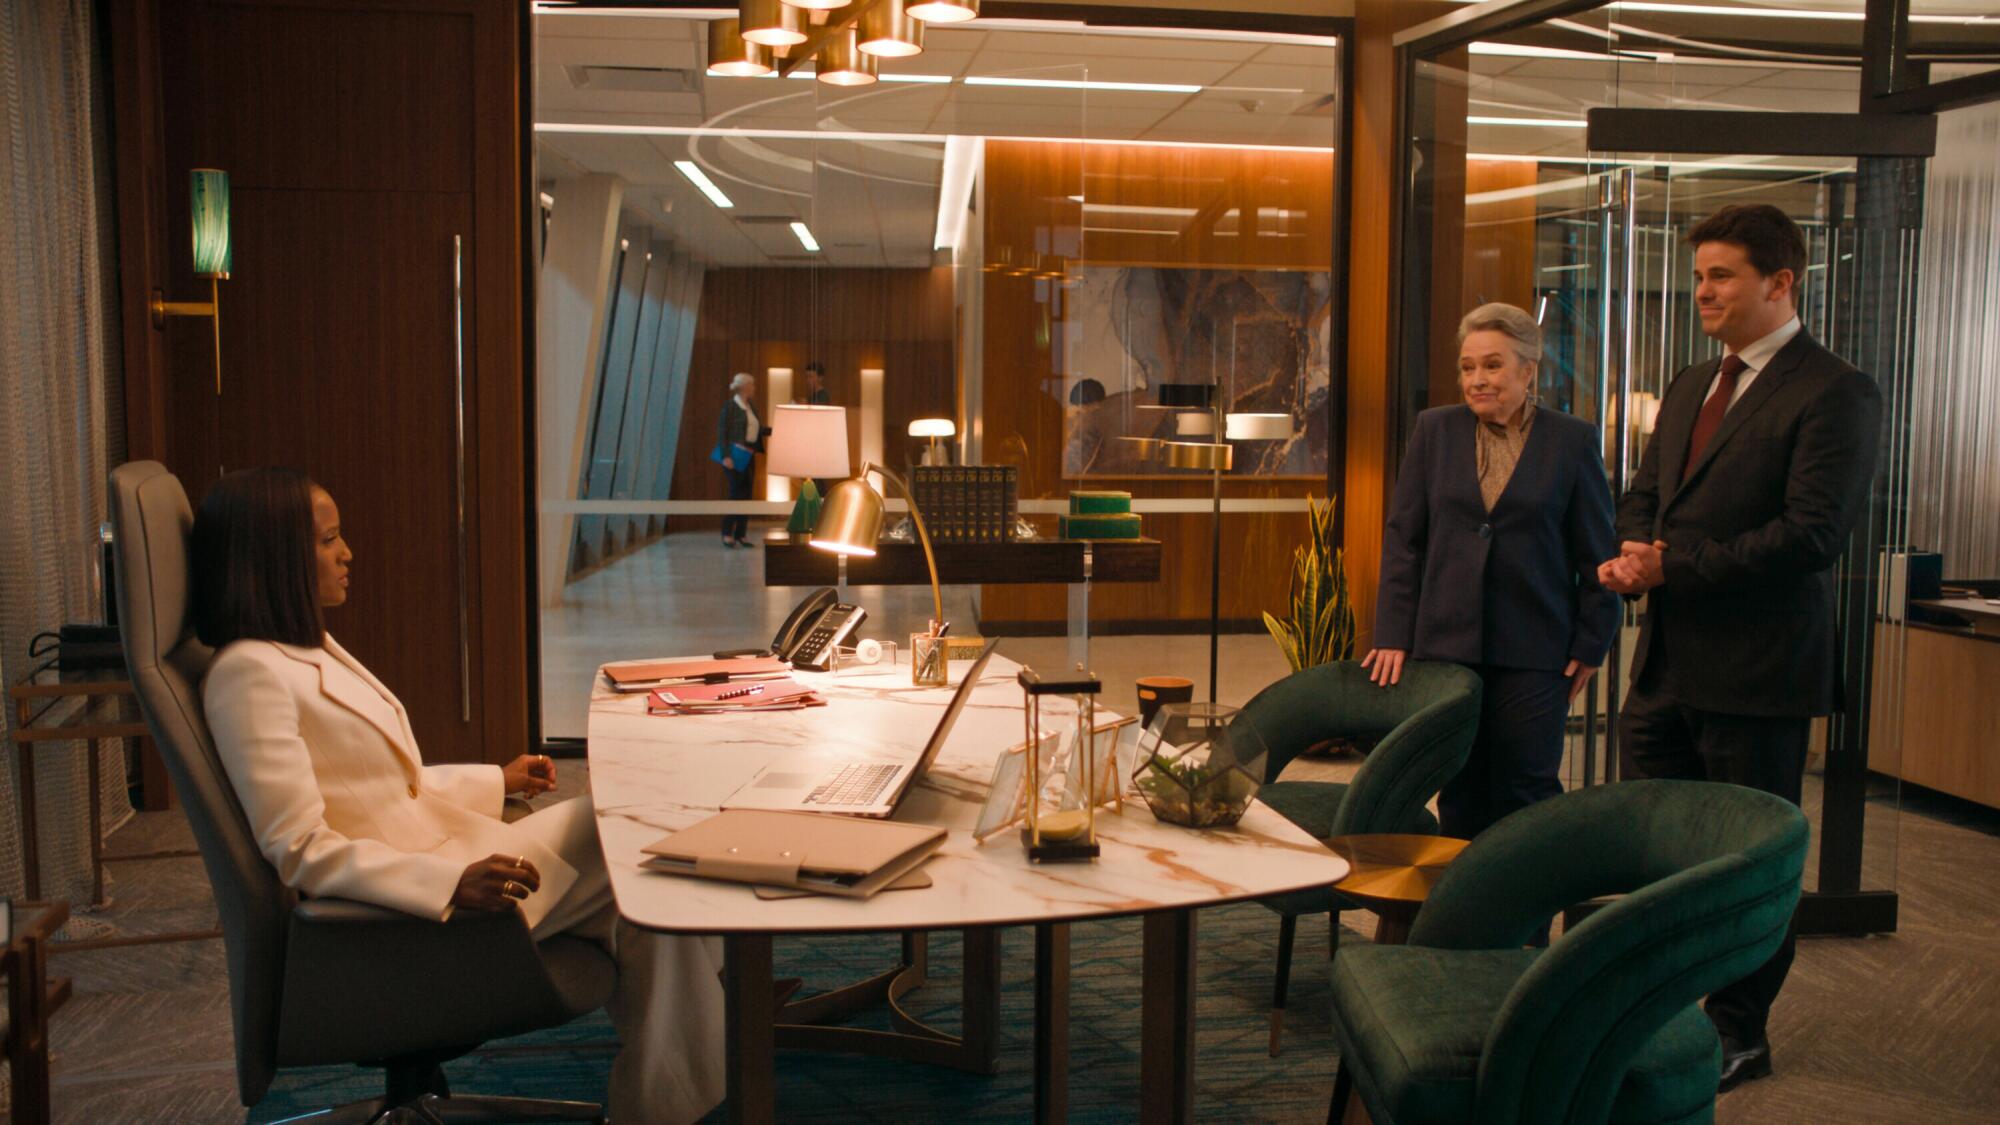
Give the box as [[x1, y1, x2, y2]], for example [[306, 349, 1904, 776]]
[[1474, 403, 1536, 512]]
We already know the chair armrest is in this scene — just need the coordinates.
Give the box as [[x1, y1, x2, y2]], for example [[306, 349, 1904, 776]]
[[275, 897, 583, 1066]]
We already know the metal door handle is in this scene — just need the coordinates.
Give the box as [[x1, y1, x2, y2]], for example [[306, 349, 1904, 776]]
[[452, 235, 471, 723]]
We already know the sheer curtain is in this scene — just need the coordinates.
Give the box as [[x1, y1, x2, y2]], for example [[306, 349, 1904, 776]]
[[1909, 99, 2000, 578], [0, 0, 133, 911]]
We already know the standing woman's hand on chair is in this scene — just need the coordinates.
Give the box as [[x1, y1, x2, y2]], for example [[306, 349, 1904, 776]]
[[452, 854, 541, 912], [1361, 648, 1407, 687]]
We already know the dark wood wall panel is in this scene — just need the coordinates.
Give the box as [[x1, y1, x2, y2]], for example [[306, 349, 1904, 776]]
[[668, 269, 956, 531], [117, 0, 527, 762]]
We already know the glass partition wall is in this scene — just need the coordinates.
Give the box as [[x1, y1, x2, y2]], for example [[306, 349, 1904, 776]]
[[1395, 1, 2000, 934], [530, 5, 1346, 741]]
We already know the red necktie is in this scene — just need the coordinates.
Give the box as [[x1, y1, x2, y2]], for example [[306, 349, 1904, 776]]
[[1682, 353, 1748, 482]]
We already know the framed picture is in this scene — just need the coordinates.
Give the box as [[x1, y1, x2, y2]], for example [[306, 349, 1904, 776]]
[[1061, 265, 1333, 478]]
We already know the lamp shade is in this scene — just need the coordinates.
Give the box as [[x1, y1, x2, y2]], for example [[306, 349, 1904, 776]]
[[809, 477, 884, 556], [908, 0, 978, 22], [1175, 412, 1215, 436], [706, 18, 774, 75], [739, 0, 807, 46], [907, 417, 956, 438], [1163, 441, 1233, 471], [190, 169, 231, 278], [766, 404, 851, 478], [783, 0, 852, 9], [816, 29, 879, 85], [859, 0, 925, 56], [1225, 412, 1291, 440]]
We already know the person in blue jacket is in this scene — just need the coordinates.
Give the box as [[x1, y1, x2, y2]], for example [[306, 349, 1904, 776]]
[[1363, 302, 1620, 842]]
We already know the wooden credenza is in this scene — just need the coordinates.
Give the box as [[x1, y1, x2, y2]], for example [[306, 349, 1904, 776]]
[[111, 0, 530, 763], [1868, 622, 2000, 809]]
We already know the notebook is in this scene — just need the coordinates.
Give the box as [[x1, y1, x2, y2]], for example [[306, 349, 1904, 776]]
[[641, 809, 946, 898], [721, 642, 997, 819], [605, 656, 789, 693], [648, 678, 821, 714]]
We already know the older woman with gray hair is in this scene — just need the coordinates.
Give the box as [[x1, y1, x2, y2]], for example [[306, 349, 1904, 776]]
[[713, 371, 764, 547], [1363, 302, 1620, 848]]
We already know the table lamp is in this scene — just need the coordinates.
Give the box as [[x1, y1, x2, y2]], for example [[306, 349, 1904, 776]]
[[908, 417, 956, 466], [766, 404, 850, 534], [810, 461, 948, 685]]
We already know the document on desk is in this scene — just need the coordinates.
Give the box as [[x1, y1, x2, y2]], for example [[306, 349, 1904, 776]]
[[647, 678, 823, 715], [641, 809, 945, 899]]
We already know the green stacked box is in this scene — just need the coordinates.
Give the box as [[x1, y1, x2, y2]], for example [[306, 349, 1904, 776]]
[[1061, 490, 1141, 539]]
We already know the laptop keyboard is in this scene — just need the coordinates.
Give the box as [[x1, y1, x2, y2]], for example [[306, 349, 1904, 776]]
[[805, 762, 900, 807]]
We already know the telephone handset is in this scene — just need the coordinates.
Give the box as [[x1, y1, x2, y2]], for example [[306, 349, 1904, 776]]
[[770, 587, 867, 671]]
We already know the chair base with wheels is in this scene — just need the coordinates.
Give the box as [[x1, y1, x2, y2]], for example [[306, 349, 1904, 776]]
[[272, 1054, 607, 1124]]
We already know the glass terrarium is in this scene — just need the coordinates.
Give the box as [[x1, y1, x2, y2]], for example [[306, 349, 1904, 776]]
[[1133, 702, 1267, 828]]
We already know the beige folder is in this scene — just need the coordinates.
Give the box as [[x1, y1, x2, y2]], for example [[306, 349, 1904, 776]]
[[641, 809, 946, 899]]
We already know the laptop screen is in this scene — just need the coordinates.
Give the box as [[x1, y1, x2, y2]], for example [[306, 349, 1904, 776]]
[[902, 641, 998, 792]]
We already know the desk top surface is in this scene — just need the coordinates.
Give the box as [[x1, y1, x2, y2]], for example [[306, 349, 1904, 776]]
[[588, 651, 1347, 934]]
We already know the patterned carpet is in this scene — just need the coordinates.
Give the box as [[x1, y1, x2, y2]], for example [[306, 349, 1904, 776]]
[[249, 903, 1348, 1123]]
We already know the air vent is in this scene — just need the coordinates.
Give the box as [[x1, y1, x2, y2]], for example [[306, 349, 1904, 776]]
[[564, 64, 697, 94]]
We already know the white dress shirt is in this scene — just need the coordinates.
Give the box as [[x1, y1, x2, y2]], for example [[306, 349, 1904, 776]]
[[1705, 316, 1802, 411]]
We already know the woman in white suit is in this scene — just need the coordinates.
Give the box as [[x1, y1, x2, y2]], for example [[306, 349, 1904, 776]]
[[193, 467, 724, 1123]]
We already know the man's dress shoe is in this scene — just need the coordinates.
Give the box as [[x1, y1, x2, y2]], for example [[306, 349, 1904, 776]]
[[1717, 1034, 1773, 1093]]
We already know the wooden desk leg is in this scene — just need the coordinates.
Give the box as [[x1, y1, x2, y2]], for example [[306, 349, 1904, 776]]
[[961, 926, 1002, 1074], [1034, 922, 1070, 1124], [88, 737, 106, 906], [17, 740, 40, 901], [1141, 909, 1196, 1125], [724, 934, 776, 1125]]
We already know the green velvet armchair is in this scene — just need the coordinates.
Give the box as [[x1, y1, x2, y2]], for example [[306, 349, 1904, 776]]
[[1327, 778, 1809, 1125], [1236, 659, 1482, 1054]]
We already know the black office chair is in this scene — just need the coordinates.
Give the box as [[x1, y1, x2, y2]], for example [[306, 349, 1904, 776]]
[[111, 461, 614, 1124]]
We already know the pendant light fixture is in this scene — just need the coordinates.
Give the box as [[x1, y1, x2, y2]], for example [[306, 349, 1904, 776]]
[[816, 28, 879, 86], [740, 0, 808, 47], [783, 0, 853, 11], [858, 0, 924, 57], [706, 17, 774, 76], [908, 0, 978, 23]]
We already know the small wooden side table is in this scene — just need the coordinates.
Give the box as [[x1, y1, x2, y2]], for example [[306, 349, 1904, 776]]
[[8, 660, 218, 951], [1327, 833, 1469, 946], [2, 900, 74, 1125]]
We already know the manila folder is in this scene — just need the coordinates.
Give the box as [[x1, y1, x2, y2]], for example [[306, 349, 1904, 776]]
[[641, 810, 945, 899]]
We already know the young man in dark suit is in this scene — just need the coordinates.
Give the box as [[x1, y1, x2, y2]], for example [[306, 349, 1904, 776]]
[[1600, 204, 1882, 1091]]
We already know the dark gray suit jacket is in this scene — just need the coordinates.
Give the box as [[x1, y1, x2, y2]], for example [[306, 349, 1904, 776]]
[[1617, 330, 1882, 716], [1376, 405, 1621, 674]]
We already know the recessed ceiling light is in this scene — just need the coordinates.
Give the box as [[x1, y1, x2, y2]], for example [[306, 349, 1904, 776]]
[[790, 221, 821, 252], [674, 160, 735, 209], [1468, 115, 1588, 128], [963, 76, 1201, 94]]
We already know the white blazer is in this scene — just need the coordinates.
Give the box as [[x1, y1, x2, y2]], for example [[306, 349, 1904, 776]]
[[202, 635, 578, 928]]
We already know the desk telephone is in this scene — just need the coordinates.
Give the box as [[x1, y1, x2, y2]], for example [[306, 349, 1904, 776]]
[[717, 587, 865, 671]]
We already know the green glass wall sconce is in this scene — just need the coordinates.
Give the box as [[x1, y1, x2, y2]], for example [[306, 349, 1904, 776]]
[[150, 168, 230, 393]]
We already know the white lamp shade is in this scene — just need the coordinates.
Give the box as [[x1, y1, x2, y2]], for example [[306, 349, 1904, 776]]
[[1174, 412, 1215, 436], [907, 417, 957, 438], [1225, 412, 1291, 441], [767, 404, 851, 478]]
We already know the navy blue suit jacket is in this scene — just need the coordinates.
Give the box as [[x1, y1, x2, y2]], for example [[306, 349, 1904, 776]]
[[1375, 405, 1620, 673]]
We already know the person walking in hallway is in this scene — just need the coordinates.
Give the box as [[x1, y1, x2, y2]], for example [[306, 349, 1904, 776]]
[[1366, 303, 1621, 863], [1600, 203, 1883, 1093], [714, 371, 763, 548]]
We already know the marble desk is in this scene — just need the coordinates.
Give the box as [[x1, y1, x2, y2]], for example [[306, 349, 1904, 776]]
[[589, 651, 1348, 1124]]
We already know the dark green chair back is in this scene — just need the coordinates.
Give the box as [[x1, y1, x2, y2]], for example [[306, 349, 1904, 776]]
[[1238, 660, 1482, 837], [1409, 779, 1808, 1124]]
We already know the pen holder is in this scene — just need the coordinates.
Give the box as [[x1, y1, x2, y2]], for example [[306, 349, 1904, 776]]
[[910, 632, 949, 686]]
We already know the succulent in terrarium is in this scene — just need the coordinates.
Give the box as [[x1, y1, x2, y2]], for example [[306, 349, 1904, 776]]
[[1133, 703, 1267, 828]]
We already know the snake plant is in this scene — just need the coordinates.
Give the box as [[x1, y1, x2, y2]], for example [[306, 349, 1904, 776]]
[[1262, 496, 1356, 672]]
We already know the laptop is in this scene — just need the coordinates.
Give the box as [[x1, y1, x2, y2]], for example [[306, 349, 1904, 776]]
[[722, 641, 997, 819]]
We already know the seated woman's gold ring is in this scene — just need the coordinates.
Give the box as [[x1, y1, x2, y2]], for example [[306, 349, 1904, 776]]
[[504, 879, 522, 898], [517, 855, 528, 869]]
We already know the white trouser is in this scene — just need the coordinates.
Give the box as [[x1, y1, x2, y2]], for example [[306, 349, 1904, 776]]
[[519, 797, 727, 1124]]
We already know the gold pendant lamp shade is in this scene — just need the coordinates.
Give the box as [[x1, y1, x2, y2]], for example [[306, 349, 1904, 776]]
[[816, 29, 879, 85], [858, 0, 924, 57], [707, 18, 774, 76], [739, 0, 807, 47], [907, 0, 978, 23], [783, 0, 852, 11]]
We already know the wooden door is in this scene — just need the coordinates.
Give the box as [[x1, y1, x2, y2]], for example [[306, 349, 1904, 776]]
[[114, 0, 528, 763]]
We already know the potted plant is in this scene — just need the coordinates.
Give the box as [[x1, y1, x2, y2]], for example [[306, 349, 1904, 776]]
[[1261, 496, 1358, 754]]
